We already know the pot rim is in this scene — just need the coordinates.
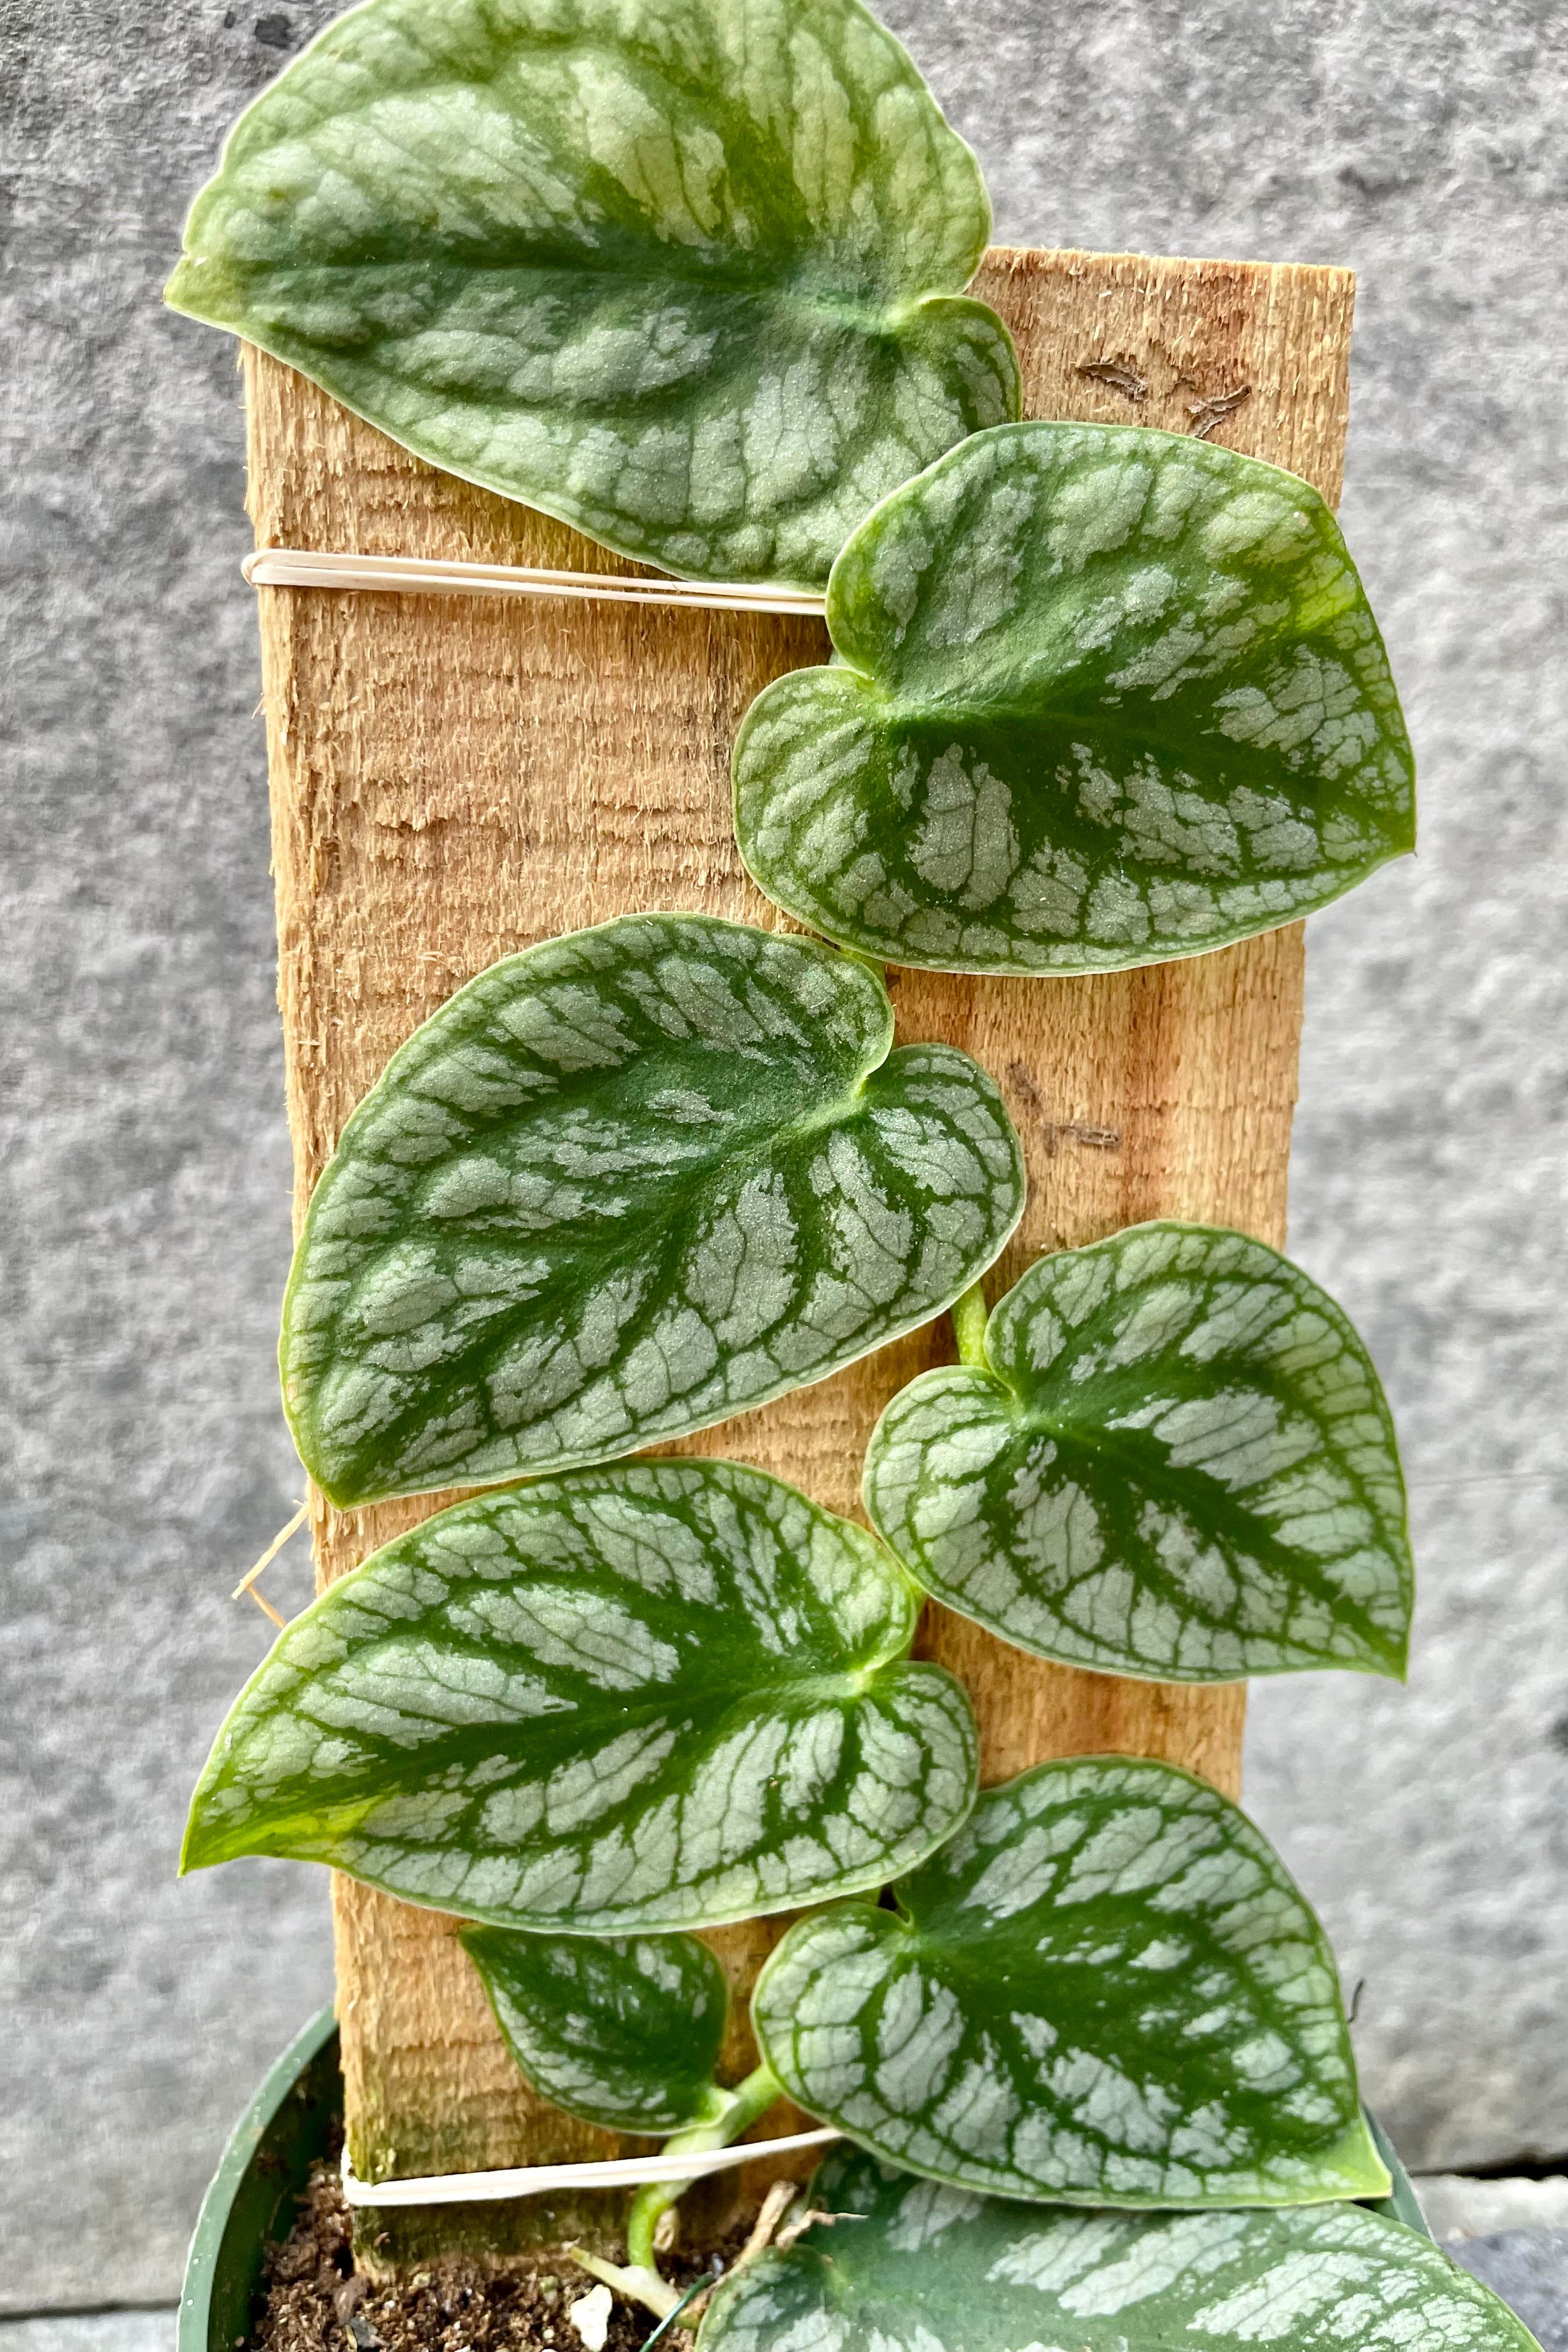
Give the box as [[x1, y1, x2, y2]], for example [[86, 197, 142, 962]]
[[178, 2004, 340, 2352], [179, 2010, 1430, 2350]]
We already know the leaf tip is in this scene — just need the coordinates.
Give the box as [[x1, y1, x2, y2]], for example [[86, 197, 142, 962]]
[[1363, 1616, 1412, 1684], [181, 1770, 285, 1878], [1335, 2114, 1395, 2204], [178, 1793, 223, 1877]]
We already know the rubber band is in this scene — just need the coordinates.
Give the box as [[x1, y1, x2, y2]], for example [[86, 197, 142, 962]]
[[339, 2126, 842, 2208], [242, 547, 827, 620]]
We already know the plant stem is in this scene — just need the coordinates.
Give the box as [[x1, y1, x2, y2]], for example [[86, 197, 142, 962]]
[[625, 2063, 784, 2274], [951, 1280, 989, 1368], [565, 2248, 682, 2322]]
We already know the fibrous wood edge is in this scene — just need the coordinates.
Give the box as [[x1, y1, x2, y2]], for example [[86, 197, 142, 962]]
[[244, 241, 1354, 2269]]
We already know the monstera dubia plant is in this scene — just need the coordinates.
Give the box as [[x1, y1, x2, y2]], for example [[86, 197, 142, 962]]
[[179, 920, 1530, 2347], [170, 1, 1530, 2348]]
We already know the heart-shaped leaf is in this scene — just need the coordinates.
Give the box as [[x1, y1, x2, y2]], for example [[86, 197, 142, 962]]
[[698, 2144, 1538, 2352], [863, 1223, 1412, 1682], [734, 421, 1415, 971], [461, 1925, 729, 2133], [165, 0, 1018, 588], [282, 914, 1024, 1508], [183, 1460, 979, 1932], [751, 1754, 1387, 2206]]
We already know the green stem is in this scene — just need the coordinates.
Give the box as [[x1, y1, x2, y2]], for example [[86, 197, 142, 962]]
[[626, 2063, 784, 2273], [566, 2248, 682, 2322], [951, 1279, 989, 1368]]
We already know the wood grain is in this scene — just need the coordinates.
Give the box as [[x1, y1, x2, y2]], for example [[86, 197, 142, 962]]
[[245, 242, 1354, 2264]]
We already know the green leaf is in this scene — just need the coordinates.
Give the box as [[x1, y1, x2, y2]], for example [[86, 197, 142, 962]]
[[734, 420, 1415, 971], [863, 1222, 1412, 1683], [183, 1459, 979, 1932], [698, 2144, 1539, 2352], [164, 0, 1018, 589], [461, 1924, 729, 2133], [751, 1754, 1388, 2207], [1364, 2105, 1435, 2239], [282, 913, 1024, 1508]]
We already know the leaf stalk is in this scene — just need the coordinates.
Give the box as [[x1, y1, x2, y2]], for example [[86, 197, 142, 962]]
[[565, 2249, 683, 2322], [625, 2063, 785, 2275], [951, 1280, 989, 1368]]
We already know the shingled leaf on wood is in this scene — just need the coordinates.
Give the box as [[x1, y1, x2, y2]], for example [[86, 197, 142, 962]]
[[863, 1223, 1412, 1682], [164, 0, 1018, 589], [281, 914, 1023, 1508], [751, 1755, 1387, 2206], [462, 1925, 730, 2133], [734, 421, 1415, 971], [698, 2143, 1539, 2352], [183, 1460, 978, 1932]]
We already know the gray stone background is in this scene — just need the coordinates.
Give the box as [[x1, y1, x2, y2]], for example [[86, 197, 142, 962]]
[[2, 0, 1564, 2324]]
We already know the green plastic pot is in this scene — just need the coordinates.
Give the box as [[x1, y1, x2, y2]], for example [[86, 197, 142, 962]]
[[179, 2006, 341, 2352], [180, 2012, 1431, 2351]]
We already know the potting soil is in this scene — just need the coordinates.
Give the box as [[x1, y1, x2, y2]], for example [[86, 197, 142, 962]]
[[247, 2164, 750, 2352]]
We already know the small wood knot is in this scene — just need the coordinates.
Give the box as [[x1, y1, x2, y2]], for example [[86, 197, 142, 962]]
[[1186, 386, 1252, 441], [1076, 359, 1148, 403], [1006, 1061, 1122, 1156]]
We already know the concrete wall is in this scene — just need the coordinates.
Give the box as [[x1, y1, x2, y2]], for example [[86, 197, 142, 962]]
[[2, 0, 1563, 2313]]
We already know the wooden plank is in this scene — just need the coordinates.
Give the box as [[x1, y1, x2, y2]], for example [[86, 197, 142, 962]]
[[245, 242, 1354, 2265]]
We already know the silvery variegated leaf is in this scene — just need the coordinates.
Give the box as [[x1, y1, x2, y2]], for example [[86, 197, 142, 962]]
[[282, 914, 1024, 1508], [751, 1754, 1388, 2207], [733, 421, 1416, 971], [697, 2144, 1541, 2352], [863, 1223, 1412, 1683], [164, 0, 1018, 589], [183, 1460, 979, 1932], [461, 1924, 729, 2133]]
